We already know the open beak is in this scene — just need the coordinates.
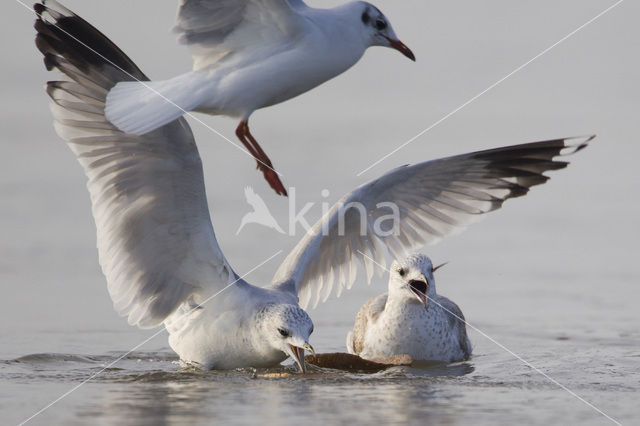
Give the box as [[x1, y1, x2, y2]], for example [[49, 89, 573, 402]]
[[408, 277, 428, 307], [288, 343, 314, 373], [384, 36, 416, 61]]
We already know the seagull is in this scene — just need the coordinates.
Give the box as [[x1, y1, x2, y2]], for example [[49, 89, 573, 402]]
[[34, 1, 591, 372], [347, 254, 471, 363], [236, 186, 285, 235], [103, 0, 416, 196]]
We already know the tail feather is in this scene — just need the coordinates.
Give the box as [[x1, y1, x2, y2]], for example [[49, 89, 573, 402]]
[[105, 74, 203, 136]]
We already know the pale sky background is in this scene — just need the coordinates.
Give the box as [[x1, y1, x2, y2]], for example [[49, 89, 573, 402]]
[[1, 0, 638, 356]]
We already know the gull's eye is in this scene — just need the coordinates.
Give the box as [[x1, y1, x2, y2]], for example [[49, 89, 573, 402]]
[[361, 12, 370, 24], [398, 268, 405, 277], [278, 328, 290, 338], [375, 19, 387, 31]]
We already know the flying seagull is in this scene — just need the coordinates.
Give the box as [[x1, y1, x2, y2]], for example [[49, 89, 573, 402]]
[[347, 254, 471, 363], [104, 0, 416, 196], [34, 1, 590, 372]]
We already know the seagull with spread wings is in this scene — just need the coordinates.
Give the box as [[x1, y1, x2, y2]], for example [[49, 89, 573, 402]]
[[104, 0, 416, 196], [34, 1, 590, 372]]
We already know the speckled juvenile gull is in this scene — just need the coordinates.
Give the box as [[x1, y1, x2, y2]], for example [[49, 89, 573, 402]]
[[347, 254, 470, 363], [35, 1, 591, 372], [104, 0, 415, 195]]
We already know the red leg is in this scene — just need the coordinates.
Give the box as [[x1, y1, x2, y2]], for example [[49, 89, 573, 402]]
[[235, 121, 287, 196]]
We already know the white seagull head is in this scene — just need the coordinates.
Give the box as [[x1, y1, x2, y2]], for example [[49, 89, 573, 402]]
[[388, 254, 439, 307], [356, 2, 415, 61], [258, 303, 315, 372]]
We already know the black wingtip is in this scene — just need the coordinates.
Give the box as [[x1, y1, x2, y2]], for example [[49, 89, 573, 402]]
[[33, 0, 148, 82], [578, 134, 596, 149], [561, 135, 595, 156], [34, 3, 46, 16], [42, 53, 57, 71]]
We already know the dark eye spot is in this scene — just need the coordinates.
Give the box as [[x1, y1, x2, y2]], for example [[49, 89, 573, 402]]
[[278, 328, 290, 337], [375, 19, 387, 30], [398, 268, 405, 277], [361, 12, 370, 24]]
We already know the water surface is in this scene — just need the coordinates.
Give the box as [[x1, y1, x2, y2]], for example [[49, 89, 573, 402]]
[[2, 0, 639, 424]]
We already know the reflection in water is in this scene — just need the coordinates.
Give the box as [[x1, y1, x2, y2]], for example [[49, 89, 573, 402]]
[[5, 346, 639, 424], [407, 361, 475, 377], [42, 353, 476, 424]]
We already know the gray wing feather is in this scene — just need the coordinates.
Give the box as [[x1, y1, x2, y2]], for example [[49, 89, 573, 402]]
[[272, 136, 592, 308], [437, 295, 471, 358], [174, 0, 307, 69], [35, 1, 236, 328], [349, 294, 388, 355], [174, 0, 247, 46]]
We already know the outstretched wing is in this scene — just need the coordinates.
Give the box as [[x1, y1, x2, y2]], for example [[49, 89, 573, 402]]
[[35, 1, 238, 328], [271, 137, 592, 308], [174, 0, 308, 70]]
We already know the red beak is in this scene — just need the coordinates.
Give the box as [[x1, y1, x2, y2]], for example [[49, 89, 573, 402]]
[[385, 37, 416, 61]]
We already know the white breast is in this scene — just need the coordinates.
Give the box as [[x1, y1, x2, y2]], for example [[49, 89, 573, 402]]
[[164, 291, 287, 370], [360, 300, 467, 363]]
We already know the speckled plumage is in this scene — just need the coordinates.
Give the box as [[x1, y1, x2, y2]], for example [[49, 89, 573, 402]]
[[347, 254, 470, 363]]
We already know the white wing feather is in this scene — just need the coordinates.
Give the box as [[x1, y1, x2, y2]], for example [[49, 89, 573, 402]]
[[37, 1, 237, 328], [174, 0, 308, 70], [271, 137, 592, 308]]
